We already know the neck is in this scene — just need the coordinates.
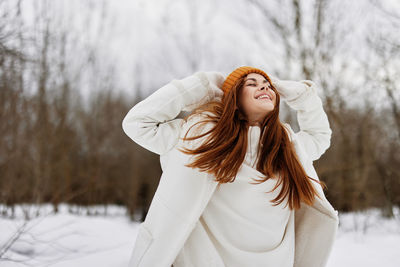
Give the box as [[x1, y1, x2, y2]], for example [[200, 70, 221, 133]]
[[248, 121, 261, 127]]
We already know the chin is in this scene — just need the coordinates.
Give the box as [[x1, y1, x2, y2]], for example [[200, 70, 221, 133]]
[[261, 104, 274, 112]]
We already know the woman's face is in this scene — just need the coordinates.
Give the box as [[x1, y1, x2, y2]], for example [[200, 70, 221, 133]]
[[238, 73, 277, 126]]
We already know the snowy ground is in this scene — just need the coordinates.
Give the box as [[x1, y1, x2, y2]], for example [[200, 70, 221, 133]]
[[0, 204, 399, 267]]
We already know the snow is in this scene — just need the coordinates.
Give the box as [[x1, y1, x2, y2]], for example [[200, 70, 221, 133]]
[[327, 208, 400, 267], [0, 204, 137, 267], [0, 204, 399, 266]]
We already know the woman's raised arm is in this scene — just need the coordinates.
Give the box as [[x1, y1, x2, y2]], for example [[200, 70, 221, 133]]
[[271, 77, 332, 161], [122, 71, 224, 155]]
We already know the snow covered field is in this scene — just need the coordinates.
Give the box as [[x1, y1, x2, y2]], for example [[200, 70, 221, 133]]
[[0, 204, 399, 267]]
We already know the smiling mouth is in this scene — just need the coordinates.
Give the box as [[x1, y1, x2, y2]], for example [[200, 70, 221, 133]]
[[255, 95, 272, 101]]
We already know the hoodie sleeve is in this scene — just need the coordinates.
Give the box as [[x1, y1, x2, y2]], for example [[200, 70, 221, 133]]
[[121, 71, 225, 155], [272, 78, 332, 161]]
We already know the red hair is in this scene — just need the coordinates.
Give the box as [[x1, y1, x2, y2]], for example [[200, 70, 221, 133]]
[[178, 73, 325, 210]]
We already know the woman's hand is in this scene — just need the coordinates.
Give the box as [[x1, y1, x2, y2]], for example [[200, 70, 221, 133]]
[[181, 71, 225, 112], [196, 71, 225, 99], [269, 75, 311, 102]]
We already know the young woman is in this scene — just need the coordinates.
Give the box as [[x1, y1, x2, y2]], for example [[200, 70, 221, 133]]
[[122, 66, 339, 267]]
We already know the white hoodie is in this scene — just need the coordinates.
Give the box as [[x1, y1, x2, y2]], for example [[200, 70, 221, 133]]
[[122, 71, 339, 267], [177, 125, 295, 267]]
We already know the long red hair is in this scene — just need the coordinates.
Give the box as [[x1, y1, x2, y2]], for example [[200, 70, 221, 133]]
[[178, 73, 325, 210]]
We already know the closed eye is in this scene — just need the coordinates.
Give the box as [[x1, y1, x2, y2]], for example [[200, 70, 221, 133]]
[[247, 83, 272, 89]]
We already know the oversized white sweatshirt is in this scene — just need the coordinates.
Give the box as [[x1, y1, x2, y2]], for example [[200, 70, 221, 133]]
[[174, 125, 295, 267]]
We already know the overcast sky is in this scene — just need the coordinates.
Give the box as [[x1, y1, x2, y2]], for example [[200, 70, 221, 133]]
[[10, 0, 400, 107]]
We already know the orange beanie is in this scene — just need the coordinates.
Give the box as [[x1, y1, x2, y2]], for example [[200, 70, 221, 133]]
[[221, 66, 271, 94]]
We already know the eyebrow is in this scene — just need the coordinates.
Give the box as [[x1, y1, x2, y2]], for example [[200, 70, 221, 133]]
[[244, 78, 269, 83]]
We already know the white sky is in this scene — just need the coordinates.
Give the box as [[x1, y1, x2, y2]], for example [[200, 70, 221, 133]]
[[8, 0, 400, 109]]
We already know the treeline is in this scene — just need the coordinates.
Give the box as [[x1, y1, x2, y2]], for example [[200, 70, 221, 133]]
[[0, 0, 399, 221], [0, 0, 163, 221]]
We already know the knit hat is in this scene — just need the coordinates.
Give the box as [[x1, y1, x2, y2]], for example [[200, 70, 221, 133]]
[[221, 66, 271, 94]]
